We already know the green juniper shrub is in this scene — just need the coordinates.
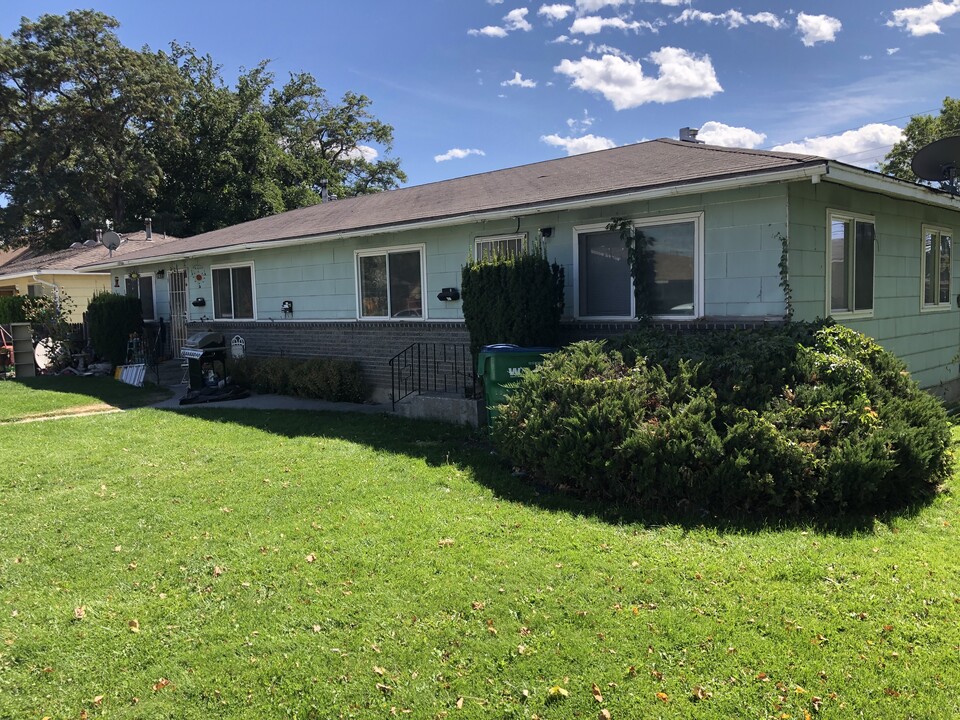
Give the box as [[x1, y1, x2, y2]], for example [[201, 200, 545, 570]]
[[0, 295, 28, 324], [86, 292, 143, 367], [493, 325, 952, 518], [229, 356, 368, 403], [461, 246, 564, 359]]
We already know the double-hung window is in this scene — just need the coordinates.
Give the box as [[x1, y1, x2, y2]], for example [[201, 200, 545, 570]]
[[922, 225, 952, 310], [357, 246, 424, 319], [575, 213, 700, 319], [475, 233, 527, 261], [125, 274, 156, 321], [211, 263, 255, 320], [828, 212, 875, 316]]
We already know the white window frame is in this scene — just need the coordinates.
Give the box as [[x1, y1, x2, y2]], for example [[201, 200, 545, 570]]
[[210, 262, 257, 321], [572, 212, 704, 321], [125, 273, 157, 321], [475, 233, 528, 261], [354, 244, 427, 321], [825, 210, 876, 319], [920, 224, 953, 312]]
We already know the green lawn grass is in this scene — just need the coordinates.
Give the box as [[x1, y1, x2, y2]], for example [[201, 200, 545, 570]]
[[0, 401, 958, 718], [0, 376, 170, 421]]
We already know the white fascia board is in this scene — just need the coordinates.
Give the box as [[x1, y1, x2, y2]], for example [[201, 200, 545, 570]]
[[0, 269, 109, 282], [823, 163, 960, 211], [83, 164, 828, 271]]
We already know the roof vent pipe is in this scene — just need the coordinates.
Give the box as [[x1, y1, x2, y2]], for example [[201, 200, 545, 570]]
[[320, 179, 329, 203], [679, 127, 704, 144], [96, 229, 103, 244], [145, 217, 152, 240]]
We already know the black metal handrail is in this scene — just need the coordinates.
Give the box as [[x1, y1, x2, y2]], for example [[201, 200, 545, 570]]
[[388, 342, 477, 409]]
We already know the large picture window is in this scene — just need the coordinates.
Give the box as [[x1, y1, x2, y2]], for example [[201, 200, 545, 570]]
[[357, 247, 424, 319], [922, 225, 952, 309], [828, 212, 874, 315], [211, 264, 255, 320], [125, 274, 156, 321], [575, 214, 699, 319]]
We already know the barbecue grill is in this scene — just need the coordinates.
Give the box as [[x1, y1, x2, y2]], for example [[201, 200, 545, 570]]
[[180, 331, 226, 390]]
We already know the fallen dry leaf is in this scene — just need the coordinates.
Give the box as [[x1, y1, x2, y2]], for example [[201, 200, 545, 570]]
[[376, 682, 393, 694], [373, 666, 386, 676], [305, 553, 316, 563], [656, 692, 669, 703], [599, 710, 612, 720], [438, 538, 455, 547], [92, 695, 104, 705], [128, 619, 140, 633], [547, 685, 569, 699], [591, 683, 604, 703], [152, 678, 172, 692], [73, 606, 86, 621], [456, 697, 464, 709]]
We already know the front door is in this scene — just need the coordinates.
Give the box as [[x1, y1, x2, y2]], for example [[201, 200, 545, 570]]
[[169, 269, 188, 357]]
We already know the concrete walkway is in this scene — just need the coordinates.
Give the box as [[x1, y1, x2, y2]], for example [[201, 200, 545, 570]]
[[150, 360, 389, 414]]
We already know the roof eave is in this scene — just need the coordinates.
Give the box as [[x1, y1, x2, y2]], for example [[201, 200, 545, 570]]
[[822, 162, 960, 210], [82, 162, 830, 270]]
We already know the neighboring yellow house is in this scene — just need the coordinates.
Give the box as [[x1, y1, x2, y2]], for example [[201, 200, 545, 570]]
[[0, 229, 177, 323]]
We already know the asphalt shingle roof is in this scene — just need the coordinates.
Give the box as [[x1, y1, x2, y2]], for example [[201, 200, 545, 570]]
[[80, 139, 826, 268], [0, 234, 179, 277]]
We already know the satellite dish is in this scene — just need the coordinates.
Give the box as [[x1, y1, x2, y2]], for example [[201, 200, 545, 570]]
[[101, 231, 121, 250], [70, 242, 83, 249], [911, 136, 960, 194]]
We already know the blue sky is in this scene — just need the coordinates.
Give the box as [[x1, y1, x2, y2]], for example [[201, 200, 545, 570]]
[[2, 0, 959, 187]]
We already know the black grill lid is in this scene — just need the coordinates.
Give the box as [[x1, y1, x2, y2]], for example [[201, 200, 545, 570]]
[[183, 332, 224, 348]]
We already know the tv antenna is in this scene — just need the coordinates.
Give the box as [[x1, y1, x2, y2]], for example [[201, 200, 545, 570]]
[[911, 135, 960, 195]]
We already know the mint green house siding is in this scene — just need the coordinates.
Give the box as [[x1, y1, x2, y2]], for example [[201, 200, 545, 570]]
[[788, 181, 960, 394]]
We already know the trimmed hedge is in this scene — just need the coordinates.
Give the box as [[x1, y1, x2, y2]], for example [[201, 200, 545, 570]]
[[86, 292, 143, 367], [461, 247, 564, 359], [229, 356, 369, 403], [0, 296, 28, 324], [492, 324, 952, 517]]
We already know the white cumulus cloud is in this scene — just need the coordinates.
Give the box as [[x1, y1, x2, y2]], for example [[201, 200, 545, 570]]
[[345, 145, 379, 162], [551, 34, 584, 43], [675, 9, 785, 29], [541, 133, 617, 155], [554, 47, 722, 110], [797, 13, 842, 46], [748, 12, 785, 29], [695, 121, 767, 148], [539, 3, 574, 20], [469, 7, 532, 37], [887, 0, 960, 35], [771, 124, 904, 166], [502, 71, 537, 88], [434, 148, 487, 163], [570, 16, 660, 34], [576, 0, 634, 11]]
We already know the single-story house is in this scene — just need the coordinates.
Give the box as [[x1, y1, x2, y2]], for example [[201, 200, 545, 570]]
[[1, 223, 177, 325], [79, 138, 960, 404]]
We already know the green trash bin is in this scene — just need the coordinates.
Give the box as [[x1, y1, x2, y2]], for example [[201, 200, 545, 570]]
[[476, 344, 555, 428]]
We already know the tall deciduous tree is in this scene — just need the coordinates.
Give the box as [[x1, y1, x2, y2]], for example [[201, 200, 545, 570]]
[[150, 46, 407, 238], [0, 11, 182, 248], [880, 97, 960, 184]]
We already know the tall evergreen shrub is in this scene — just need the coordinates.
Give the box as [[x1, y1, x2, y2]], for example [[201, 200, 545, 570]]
[[460, 246, 564, 358], [86, 292, 143, 366], [0, 296, 27, 324]]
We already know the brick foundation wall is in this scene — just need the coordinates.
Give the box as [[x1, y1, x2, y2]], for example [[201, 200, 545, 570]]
[[191, 317, 784, 402], [187, 321, 471, 400]]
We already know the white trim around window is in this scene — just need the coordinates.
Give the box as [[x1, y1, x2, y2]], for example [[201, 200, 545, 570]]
[[355, 244, 427, 321], [920, 224, 953, 312], [825, 209, 876, 319], [572, 212, 704, 321], [475, 233, 528, 260], [210, 262, 257, 321]]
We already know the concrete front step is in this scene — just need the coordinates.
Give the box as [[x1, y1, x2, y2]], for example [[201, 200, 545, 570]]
[[393, 392, 483, 427]]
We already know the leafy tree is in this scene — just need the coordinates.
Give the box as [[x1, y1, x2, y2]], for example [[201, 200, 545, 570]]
[[0, 11, 182, 248], [150, 46, 406, 238], [880, 97, 960, 184]]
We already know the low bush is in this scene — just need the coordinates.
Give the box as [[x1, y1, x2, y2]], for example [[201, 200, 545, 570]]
[[229, 356, 368, 403], [493, 324, 952, 518]]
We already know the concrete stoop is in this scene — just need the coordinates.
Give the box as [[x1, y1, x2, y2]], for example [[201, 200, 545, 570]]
[[393, 392, 483, 428]]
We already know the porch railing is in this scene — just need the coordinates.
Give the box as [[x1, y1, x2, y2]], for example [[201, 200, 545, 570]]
[[388, 343, 477, 409]]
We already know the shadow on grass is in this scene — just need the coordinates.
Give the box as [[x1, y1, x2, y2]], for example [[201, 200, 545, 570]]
[[5, 375, 172, 408], [153, 404, 941, 537]]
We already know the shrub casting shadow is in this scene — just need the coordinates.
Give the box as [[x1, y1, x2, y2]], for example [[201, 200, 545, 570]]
[[154, 405, 941, 537]]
